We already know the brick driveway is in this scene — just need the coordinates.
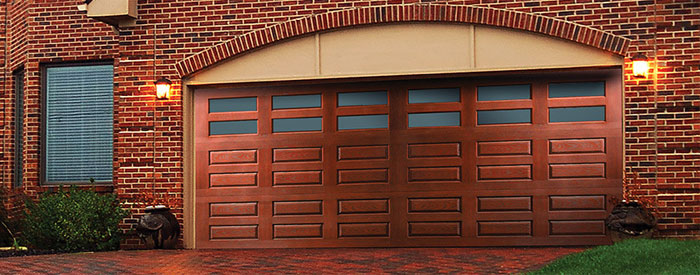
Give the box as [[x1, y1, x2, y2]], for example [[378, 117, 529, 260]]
[[0, 247, 585, 274]]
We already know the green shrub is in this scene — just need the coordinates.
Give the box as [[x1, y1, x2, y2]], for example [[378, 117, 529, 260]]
[[0, 187, 17, 247], [1, 215, 19, 247], [0, 212, 11, 247], [22, 185, 129, 252]]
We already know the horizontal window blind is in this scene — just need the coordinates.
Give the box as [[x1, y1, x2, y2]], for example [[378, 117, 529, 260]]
[[46, 64, 114, 183]]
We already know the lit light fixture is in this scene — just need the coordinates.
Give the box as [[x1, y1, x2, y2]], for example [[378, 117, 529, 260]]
[[155, 77, 172, 100], [632, 54, 650, 79]]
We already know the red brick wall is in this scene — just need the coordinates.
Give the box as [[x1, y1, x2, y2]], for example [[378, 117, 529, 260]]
[[651, 1, 700, 237], [1, 0, 30, 220], [0, 1, 7, 215], [1, 0, 698, 248], [1, 0, 118, 218]]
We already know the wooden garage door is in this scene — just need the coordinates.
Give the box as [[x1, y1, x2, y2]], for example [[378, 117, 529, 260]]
[[194, 69, 622, 248]]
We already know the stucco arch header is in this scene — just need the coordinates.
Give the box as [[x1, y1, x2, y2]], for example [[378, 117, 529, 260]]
[[175, 3, 630, 79], [188, 23, 623, 84]]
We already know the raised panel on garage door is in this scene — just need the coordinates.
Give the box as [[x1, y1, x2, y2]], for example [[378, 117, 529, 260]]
[[194, 69, 622, 248]]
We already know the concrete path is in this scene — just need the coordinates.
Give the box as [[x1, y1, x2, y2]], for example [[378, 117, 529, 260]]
[[0, 247, 585, 274]]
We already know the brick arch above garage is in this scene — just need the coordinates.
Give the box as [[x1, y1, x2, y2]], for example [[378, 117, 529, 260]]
[[175, 3, 631, 78]]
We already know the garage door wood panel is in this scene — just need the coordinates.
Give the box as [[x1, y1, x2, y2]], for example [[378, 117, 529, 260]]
[[194, 69, 622, 248]]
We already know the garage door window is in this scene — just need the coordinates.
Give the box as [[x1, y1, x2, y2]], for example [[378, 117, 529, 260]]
[[477, 85, 531, 101], [477, 109, 531, 125], [408, 88, 460, 103], [409, 112, 461, 127], [273, 94, 321, 109], [338, 91, 387, 106], [549, 106, 605, 122], [338, 114, 388, 130], [210, 120, 258, 135], [273, 117, 322, 132], [549, 82, 605, 98], [209, 97, 257, 112]]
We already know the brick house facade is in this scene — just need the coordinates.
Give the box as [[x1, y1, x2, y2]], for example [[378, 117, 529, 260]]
[[0, 0, 698, 248]]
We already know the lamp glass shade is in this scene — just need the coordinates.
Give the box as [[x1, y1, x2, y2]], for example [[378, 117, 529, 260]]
[[155, 78, 172, 100], [632, 55, 649, 78]]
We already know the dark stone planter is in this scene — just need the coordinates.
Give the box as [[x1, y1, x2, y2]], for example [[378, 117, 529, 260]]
[[136, 205, 180, 249], [605, 201, 657, 242]]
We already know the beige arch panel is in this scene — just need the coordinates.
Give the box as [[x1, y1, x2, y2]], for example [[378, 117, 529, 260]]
[[187, 23, 622, 85]]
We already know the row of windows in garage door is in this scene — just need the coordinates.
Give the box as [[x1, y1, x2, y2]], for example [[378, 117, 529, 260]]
[[208, 81, 607, 135]]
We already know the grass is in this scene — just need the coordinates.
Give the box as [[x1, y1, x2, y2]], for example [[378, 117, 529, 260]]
[[530, 239, 700, 275]]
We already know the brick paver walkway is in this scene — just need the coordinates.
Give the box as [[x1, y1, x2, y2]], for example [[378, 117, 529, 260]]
[[0, 247, 585, 274]]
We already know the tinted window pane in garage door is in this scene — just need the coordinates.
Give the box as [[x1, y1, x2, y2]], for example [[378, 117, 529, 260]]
[[273, 117, 323, 132], [209, 97, 257, 112], [338, 91, 387, 106], [273, 94, 321, 109], [210, 120, 258, 135], [549, 106, 605, 122], [477, 109, 531, 125], [477, 85, 531, 101], [549, 82, 605, 98], [409, 88, 460, 103], [409, 112, 460, 127], [338, 114, 388, 130]]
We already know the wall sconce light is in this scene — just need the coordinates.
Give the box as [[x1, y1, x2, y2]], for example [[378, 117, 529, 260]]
[[632, 54, 650, 79], [155, 77, 172, 100]]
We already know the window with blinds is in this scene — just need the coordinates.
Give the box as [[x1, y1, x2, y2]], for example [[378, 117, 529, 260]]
[[45, 64, 114, 184]]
